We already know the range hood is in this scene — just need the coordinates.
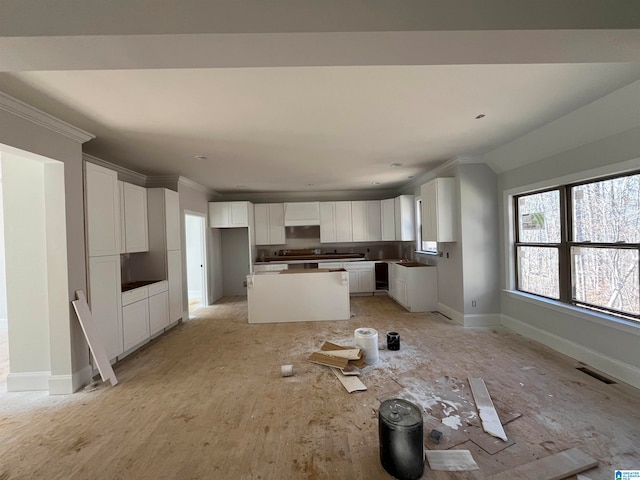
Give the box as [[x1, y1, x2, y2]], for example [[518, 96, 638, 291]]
[[285, 225, 320, 239], [284, 202, 320, 226]]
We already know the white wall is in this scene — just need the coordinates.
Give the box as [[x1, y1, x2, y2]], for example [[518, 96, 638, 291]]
[[0, 107, 90, 393], [493, 81, 640, 388], [0, 178, 6, 321], [221, 228, 250, 297]]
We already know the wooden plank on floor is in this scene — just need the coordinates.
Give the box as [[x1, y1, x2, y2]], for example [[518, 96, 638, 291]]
[[322, 348, 361, 360], [425, 450, 479, 471], [331, 368, 367, 393], [489, 448, 598, 480], [308, 352, 349, 369], [468, 377, 507, 441]]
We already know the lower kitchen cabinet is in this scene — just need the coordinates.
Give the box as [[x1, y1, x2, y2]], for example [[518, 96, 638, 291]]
[[341, 262, 375, 294], [122, 297, 149, 352], [389, 262, 438, 312], [88, 255, 123, 361], [149, 287, 170, 336], [167, 249, 184, 323]]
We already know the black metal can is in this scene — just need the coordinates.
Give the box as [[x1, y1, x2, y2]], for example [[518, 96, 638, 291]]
[[378, 398, 424, 480], [387, 331, 400, 351]]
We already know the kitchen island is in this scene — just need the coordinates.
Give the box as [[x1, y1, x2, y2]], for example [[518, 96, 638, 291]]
[[246, 269, 350, 324]]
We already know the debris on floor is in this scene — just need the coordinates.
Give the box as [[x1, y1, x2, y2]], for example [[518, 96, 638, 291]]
[[488, 447, 598, 479], [331, 367, 367, 393], [425, 449, 479, 471], [469, 377, 508, 442], [307, 341, 368, 392]]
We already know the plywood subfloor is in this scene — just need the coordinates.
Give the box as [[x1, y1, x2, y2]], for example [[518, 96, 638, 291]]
[[0, 295, 638, 479]]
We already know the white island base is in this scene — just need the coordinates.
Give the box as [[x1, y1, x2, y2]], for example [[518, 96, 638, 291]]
[[247, 269, 350, 324]]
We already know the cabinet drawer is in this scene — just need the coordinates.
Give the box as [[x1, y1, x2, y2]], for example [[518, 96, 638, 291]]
[[344, 261, 373, 270], [321, 262, 344, 269], [122, 286, 149, 306], [148, 280, 169, 296]]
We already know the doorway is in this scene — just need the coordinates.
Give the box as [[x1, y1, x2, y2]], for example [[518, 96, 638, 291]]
[[185, 212, 208, 314]]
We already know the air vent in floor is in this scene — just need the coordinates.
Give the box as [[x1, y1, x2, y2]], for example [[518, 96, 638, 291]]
[[576, 366, 616, 384]]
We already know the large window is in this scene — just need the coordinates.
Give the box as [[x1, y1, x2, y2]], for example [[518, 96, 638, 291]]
[[514, 171, 640, 321]]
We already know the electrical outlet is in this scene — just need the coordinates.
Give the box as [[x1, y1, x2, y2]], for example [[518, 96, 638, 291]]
[[472, 300, 477, 308], [243, 280, 247, 287]]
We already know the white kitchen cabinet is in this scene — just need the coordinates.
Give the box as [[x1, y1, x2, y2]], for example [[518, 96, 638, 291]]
[[164, 189, 181, 251], [284, 202, 320, 226], [85, 162, 121, 257], [352, 200, 381, 242], [253, 264, 288, 272], [390, 263, 438, 312], [120, 181, 149, 253], [320, 201, 352, 243], [421, 178, 456, 242], [381, 198, 396, 241], [209, 201, 251, 228], [344, 261, 375, 293], [122, 287, 150, 352], [254, 203, 285, 245], [167, 249, 184, 323], [149, 289, 170, 336], [394, 195, 415, 241], [88, 255, 123, 361]]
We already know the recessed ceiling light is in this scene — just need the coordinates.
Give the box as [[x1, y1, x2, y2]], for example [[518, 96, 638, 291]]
[[236, 185, 248, 189], [390, 163, 402, 168], [475, 114, 486, 120], [371, 182, 380, 185], [305, 183, 314, 187], [408, 175, 415, 179], [194, 155, 208, 160]]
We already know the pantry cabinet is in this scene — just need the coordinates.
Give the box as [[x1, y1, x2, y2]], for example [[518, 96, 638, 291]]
[[85, 162, 121, 257], [421, 178, 456, 242], [119, 181, 149, 253], [88, 255, 123, 361]]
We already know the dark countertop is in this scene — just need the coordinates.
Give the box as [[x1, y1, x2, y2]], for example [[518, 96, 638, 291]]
[[259, 254, 364, 262], [121, 280, 164, 292]]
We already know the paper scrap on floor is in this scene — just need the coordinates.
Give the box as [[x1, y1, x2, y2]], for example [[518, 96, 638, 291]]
[[425, 450, 479, 471]]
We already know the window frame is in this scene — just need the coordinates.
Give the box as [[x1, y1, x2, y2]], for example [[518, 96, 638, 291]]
[[513, 172, 640, 322]]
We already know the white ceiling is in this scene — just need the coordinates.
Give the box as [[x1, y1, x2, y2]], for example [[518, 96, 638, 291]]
[[0, 1, 639, 194]]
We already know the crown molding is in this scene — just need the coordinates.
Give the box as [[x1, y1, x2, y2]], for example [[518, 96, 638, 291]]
[[82, 153, 146, 186], [0, 91, 95, 144], [176, 176, 219, 197], [217, 188, 398, 203], [144, 175, 179, 190]]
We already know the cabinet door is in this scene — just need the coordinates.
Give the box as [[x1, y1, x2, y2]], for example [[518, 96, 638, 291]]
[[149, 291, 170, 335], [347, 269, 359, 293], [268, 203, 285, 244], [388, 263, 396, 298], [358, 268, 375, 293], [123, 182, 149, 253], [396, 279, 408, 307], [165, 189, 181, 250], [167, 249, 184, 323], [209, 202, 229, 228], [85, 162, 121, 257], [230, 202, 249, 227], [119, 181, 126, 254], [421, 180, 438, 242], [319, 202, 336, 243], [122, 298, 149, 351], [395, 195, 415, 241], [366, 200, 382, 241], [335, 201, 353, 242], [351, 201, 366, 242], [254, 204, 270, 245], [381, 198, 396, 241], [88, 255, 123, 360]]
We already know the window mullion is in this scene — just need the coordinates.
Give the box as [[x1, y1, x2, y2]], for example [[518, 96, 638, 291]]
[[559, 186, 571, 303]]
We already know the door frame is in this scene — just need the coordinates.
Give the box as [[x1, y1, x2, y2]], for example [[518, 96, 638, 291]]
[[184, 211, 208, 309]]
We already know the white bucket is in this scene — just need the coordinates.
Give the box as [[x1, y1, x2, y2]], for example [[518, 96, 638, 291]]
[[354, 328, 379, 365]]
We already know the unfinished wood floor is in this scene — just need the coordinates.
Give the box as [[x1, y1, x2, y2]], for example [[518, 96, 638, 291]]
[[0, 296, 638, 480]]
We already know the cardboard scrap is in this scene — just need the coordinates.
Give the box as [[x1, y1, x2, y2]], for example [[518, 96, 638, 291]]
[[307, 352, 349, 369], [321, 348, 361, 360], [321, 341, 367, 368], [425, 450, 479, 471], [331, 368, 367, 393]]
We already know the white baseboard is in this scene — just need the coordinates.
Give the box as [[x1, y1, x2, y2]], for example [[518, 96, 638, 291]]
[[48, 374, 75, 395], [437, 303, 501, 327], [7, 371, 50, 392], [502, 314, 640, 389], [72, 364, 93, 392]]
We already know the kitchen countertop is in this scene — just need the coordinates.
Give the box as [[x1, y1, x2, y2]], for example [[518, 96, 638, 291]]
[[121, 279, 164, 292], [258, 253, 364, 262]]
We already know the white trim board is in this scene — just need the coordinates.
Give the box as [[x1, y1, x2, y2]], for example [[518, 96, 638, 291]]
[[6, 371, 50, 392], [437, 303, 501, 327], [48, 374, 74, 395], [501, 314, 640, 389], [72, 364, 93, 393]]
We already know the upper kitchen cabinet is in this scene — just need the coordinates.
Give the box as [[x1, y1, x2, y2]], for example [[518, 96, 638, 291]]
[[381, 198, 396, 241], [163, 189, 181, 250], [209, 201, 251, 228], [254, 203, 285, 245], [395, 195, 415, 241], [320, 201, 353, 243], [119, 181, 149, 253], [352, 200, 381, 242], [421, 178, 456, 242], [85, 162, 121, 257], [145, 188, 181, 254], [284, 202, 320, 226]]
